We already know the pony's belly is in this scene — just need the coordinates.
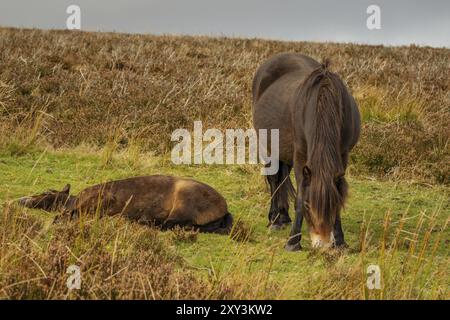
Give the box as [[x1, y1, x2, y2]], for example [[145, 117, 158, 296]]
[[253, 107, 294, 164], [123, 203, 171, 223], [278, 135, 294, 164], [114, 193, 172, 221], [253, 74, 302, 164]]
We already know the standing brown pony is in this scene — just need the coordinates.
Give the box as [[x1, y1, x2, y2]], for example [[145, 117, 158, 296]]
[[252, 53, 360, 250]]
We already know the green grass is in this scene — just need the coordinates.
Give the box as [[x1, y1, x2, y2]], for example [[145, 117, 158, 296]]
[[0, 146, 448, 299], [354, 86, 425, 125]]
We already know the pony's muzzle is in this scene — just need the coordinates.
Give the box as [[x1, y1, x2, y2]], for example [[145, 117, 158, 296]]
[[17, 197, 32, 207], [310, 231, 335, 249]]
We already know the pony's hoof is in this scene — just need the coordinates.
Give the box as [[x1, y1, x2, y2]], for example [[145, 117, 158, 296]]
[[280, 221, 291, 229], [333, 242, 348, 249], [269, 221, 290, 231], [285, 242, 302, 252], [269, 223, 283, 231]]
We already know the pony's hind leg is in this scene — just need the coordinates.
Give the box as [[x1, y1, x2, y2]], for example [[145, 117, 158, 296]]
[[266, 161, 293, 229]]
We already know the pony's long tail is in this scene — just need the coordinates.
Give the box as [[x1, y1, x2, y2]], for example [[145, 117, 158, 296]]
[[197, 212, 233, 235]]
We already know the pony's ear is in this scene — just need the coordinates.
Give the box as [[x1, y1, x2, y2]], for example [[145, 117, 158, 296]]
[[302, 166, 311, 184], [61, 184, 71, 194]]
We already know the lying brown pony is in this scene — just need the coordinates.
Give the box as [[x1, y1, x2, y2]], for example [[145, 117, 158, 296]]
[[17, 175, 233, 234]]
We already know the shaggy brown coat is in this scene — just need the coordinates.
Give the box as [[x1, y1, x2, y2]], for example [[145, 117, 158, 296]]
[[18, 175, 233, 234]]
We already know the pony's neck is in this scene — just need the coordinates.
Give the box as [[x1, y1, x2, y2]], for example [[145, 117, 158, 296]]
[[61, 194, 77, 211], [308, 75, 344, 176]]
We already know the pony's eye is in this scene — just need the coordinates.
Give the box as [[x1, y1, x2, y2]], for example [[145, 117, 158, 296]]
[[304, 201, 310, 210]]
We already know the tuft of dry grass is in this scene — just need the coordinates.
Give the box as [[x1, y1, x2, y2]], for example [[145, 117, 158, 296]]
[[0, 203, 198, 299], [170, 226, 198, 243], [229, 218, 255, 242], [0, 203, 287, 299]]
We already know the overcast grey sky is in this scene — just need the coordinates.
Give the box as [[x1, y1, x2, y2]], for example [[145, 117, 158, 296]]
[[1, 0, 449, 47]]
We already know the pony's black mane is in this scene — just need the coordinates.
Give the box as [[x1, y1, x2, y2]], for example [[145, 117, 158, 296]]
[[299, 62, 348, 233]]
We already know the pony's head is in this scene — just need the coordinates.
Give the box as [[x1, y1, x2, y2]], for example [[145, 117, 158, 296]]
[[300, 166, 348, 248], [18, 184, 71, 211]]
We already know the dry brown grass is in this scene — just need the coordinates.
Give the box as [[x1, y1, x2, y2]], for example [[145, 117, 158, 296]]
[[0, 27, 448, 183], [0, 203, 286, 299], [1, 200, 447, 300]]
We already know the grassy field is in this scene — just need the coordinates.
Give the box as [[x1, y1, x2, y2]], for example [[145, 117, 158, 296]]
[[0, 147, 448, 299], [0, 27, 449, 299]]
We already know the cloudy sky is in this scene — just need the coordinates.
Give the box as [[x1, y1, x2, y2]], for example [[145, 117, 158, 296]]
[[1, 0, 449, 47]]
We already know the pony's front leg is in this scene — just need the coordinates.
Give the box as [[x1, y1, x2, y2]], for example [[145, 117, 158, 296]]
[[333, 215, 347, 248], [285, 196, 303, 251]]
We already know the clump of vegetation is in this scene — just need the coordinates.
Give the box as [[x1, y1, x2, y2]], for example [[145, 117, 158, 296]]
[[0, 203, 282, 299], [0, 203, 196, 299], [170, 226, 199, 243], [229, 219, 254, 242]]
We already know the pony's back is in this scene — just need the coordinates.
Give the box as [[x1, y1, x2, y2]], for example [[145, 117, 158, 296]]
[[252, 52, 320, 104]]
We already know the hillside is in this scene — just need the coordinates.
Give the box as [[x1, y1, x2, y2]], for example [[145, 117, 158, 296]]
[[0, 27, 448, 183]]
